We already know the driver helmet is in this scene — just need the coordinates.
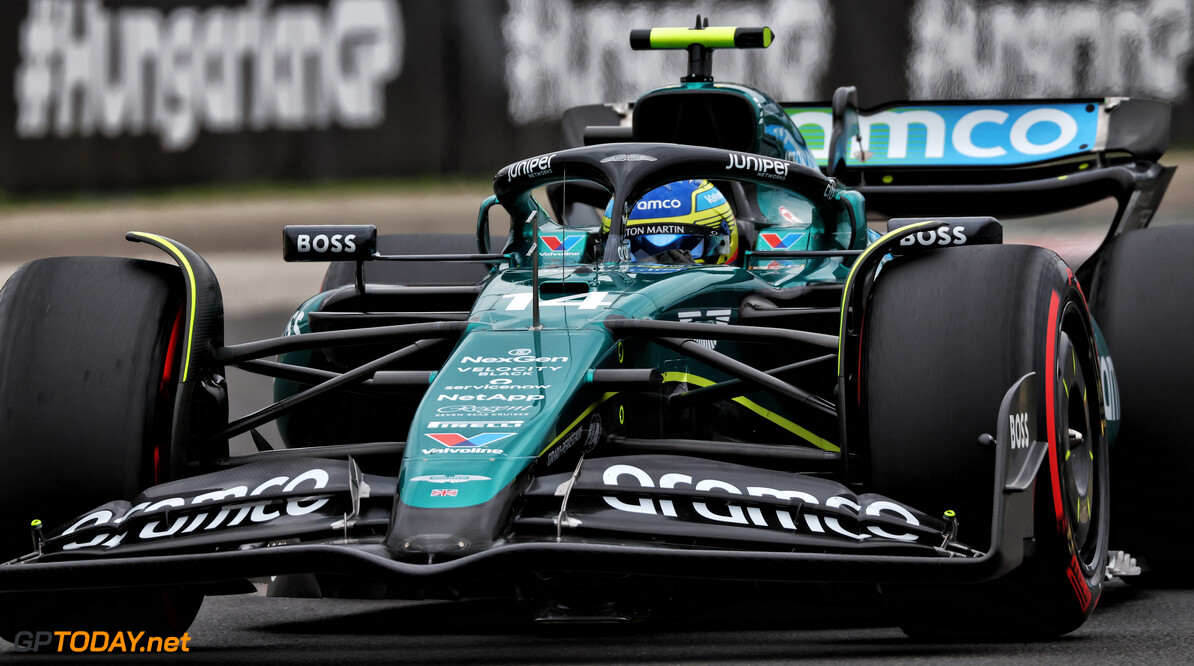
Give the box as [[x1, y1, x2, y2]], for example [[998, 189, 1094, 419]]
[[601, 180, 738, 265]]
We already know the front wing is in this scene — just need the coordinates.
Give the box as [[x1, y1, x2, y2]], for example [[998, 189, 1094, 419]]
[[0, 377, 1045, 593]]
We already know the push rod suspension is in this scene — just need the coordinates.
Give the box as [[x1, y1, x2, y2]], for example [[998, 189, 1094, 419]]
[[215, 321, 467, 364], [207, 338, 447, 442]]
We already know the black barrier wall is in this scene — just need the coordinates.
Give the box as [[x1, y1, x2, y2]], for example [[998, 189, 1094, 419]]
[[3, 0, 1193, 192]]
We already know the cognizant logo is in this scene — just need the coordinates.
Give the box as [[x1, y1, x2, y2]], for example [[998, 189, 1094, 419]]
[[789, 102, 1100, 166]]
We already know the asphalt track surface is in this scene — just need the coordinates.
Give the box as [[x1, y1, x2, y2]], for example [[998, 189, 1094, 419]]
[[4, 169, 1194, 661], [129, 582, 1194, 663]]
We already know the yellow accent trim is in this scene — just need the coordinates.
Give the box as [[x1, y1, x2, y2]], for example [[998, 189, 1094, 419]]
[[539, 392, 618, 457], [649, 26, 738, 48], [837, 221, 938, 375], [130, 232, 197, 382], [661, 372, 839, 452]]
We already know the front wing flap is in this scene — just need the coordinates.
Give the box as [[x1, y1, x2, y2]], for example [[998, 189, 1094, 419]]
[[1, 375, 1045, 591]]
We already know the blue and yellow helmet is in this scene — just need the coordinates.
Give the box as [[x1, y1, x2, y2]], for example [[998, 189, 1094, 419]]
[[602, 180, 738, 265]]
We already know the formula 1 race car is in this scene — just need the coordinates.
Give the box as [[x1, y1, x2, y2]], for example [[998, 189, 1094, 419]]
[[0, 20, 1188, 642]]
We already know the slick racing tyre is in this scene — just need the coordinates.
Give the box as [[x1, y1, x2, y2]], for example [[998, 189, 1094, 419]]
[[1088, 225, 1194, 585], [864, 245, 1109, 639], [0, 258, 205, 637], [0, 258, 187, 560]]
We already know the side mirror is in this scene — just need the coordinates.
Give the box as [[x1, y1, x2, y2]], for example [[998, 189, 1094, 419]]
[[283, 226, 377, 262], [885, 217, 1003, 254]]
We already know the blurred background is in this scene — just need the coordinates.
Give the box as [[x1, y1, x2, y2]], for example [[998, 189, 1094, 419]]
[[2, 0, 1193, 449]]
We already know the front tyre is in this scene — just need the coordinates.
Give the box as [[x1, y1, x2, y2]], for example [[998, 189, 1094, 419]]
[[0, 257, 204, 638], [864, 245, 1109, 639]]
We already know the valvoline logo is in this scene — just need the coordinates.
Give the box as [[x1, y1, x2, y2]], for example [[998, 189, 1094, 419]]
[[758, 232, 805, 250], [539, 235, 583, 252], [425, 433, 516, 448]]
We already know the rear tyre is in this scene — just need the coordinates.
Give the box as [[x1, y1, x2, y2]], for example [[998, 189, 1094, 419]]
[[0, 257, 204, 636], [865, 245, 1108, 639], [1088, 225, 1194, 585]]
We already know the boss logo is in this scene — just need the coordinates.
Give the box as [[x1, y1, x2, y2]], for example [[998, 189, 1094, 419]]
[[1009, 412, 1031, 449], [298, 234, 357, 253], [899, 225, 967, 247], [283, 225, 376, 261]]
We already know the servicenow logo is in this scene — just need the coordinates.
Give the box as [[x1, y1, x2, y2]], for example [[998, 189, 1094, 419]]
[[788, 102, 1099, 166]]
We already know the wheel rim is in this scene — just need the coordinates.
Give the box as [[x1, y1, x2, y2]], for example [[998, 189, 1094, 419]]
[[1057, 304, 1103, 569], [150, 305, 185, 486]]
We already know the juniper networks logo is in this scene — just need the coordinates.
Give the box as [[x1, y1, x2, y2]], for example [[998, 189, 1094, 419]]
[[15, 0, 403, 151]]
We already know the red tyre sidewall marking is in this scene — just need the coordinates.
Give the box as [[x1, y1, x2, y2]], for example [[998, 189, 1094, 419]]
[[155, 307, 185, 486], [1045, 291, 1064, 526], [1045, 289, 1093, 613]]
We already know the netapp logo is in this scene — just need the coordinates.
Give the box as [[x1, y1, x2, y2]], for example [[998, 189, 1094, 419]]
[[437, 394, 545, 402], [15, 0, 403, 151]]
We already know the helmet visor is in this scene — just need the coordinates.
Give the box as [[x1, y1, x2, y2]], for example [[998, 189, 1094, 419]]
[[629, 230, 711, 264]]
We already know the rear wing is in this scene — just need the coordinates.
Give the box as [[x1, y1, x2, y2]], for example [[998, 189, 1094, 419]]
[[783, 97, 1169, 170], [562, 91, 1173, 269], [781, 96, 1174, 245]]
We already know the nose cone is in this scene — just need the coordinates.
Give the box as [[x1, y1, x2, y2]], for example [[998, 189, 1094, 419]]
[[386, 329, 611, 557]]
